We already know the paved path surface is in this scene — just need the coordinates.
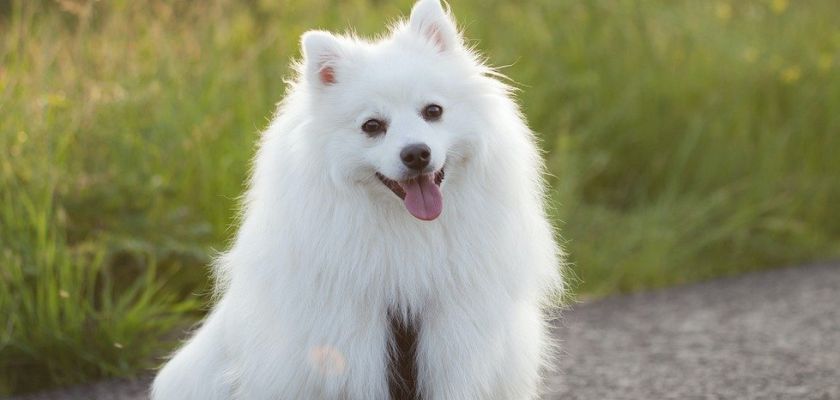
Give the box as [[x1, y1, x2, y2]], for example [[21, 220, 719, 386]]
[[7, 263, 840, 400], [546, 263, 840, 400]]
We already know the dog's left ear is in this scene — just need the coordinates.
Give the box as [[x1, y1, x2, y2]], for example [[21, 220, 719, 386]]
[[301, 30, 344, 87], [409, 0, 460, 52]]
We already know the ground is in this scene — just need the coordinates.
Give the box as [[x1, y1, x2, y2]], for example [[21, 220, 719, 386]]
[[8, 263, 839, 400], [546, 263, 840, 400]]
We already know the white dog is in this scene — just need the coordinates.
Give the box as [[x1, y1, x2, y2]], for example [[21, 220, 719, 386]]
[[152, 0, 562, 398]]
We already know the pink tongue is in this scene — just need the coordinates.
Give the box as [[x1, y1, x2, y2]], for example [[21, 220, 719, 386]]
[[400, 174, 443, 221]]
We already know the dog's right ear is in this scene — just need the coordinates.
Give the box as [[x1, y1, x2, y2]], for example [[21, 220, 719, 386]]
[[301, 30, 343, 87], [409, 0, 460, 52]]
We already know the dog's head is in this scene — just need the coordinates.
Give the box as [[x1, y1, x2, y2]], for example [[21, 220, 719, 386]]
[[297, 0, 498, 221]]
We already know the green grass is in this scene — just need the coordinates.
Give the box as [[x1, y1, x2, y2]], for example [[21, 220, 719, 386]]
[[2, 0, 839, 394]]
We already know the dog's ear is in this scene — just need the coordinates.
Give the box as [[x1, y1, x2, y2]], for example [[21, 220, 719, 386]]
[[409, 0, 460, 52], [301, 30, 343, 87]]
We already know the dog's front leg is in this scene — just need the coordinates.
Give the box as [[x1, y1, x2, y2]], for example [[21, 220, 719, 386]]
[[416, 297, 546, 400]]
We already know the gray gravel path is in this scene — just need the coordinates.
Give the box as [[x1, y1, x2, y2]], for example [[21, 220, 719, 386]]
[[546, 263, 840, 400], [7, 263, 840, 400]]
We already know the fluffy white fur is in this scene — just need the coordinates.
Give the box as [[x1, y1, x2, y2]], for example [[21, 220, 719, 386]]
[[151, 1, 563, 399]]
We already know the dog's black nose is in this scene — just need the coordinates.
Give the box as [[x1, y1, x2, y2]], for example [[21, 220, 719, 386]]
[[400, 143, 431, 171]]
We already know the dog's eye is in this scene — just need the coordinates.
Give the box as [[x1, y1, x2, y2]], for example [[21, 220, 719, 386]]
[[422, 104, 443, 121], [361, 119, 386, 136]]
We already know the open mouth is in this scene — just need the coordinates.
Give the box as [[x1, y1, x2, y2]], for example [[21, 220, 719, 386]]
[[376, 168, 445, 221]]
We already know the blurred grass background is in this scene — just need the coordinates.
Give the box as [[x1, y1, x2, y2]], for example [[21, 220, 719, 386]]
[[2, 0, 839, 394]]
